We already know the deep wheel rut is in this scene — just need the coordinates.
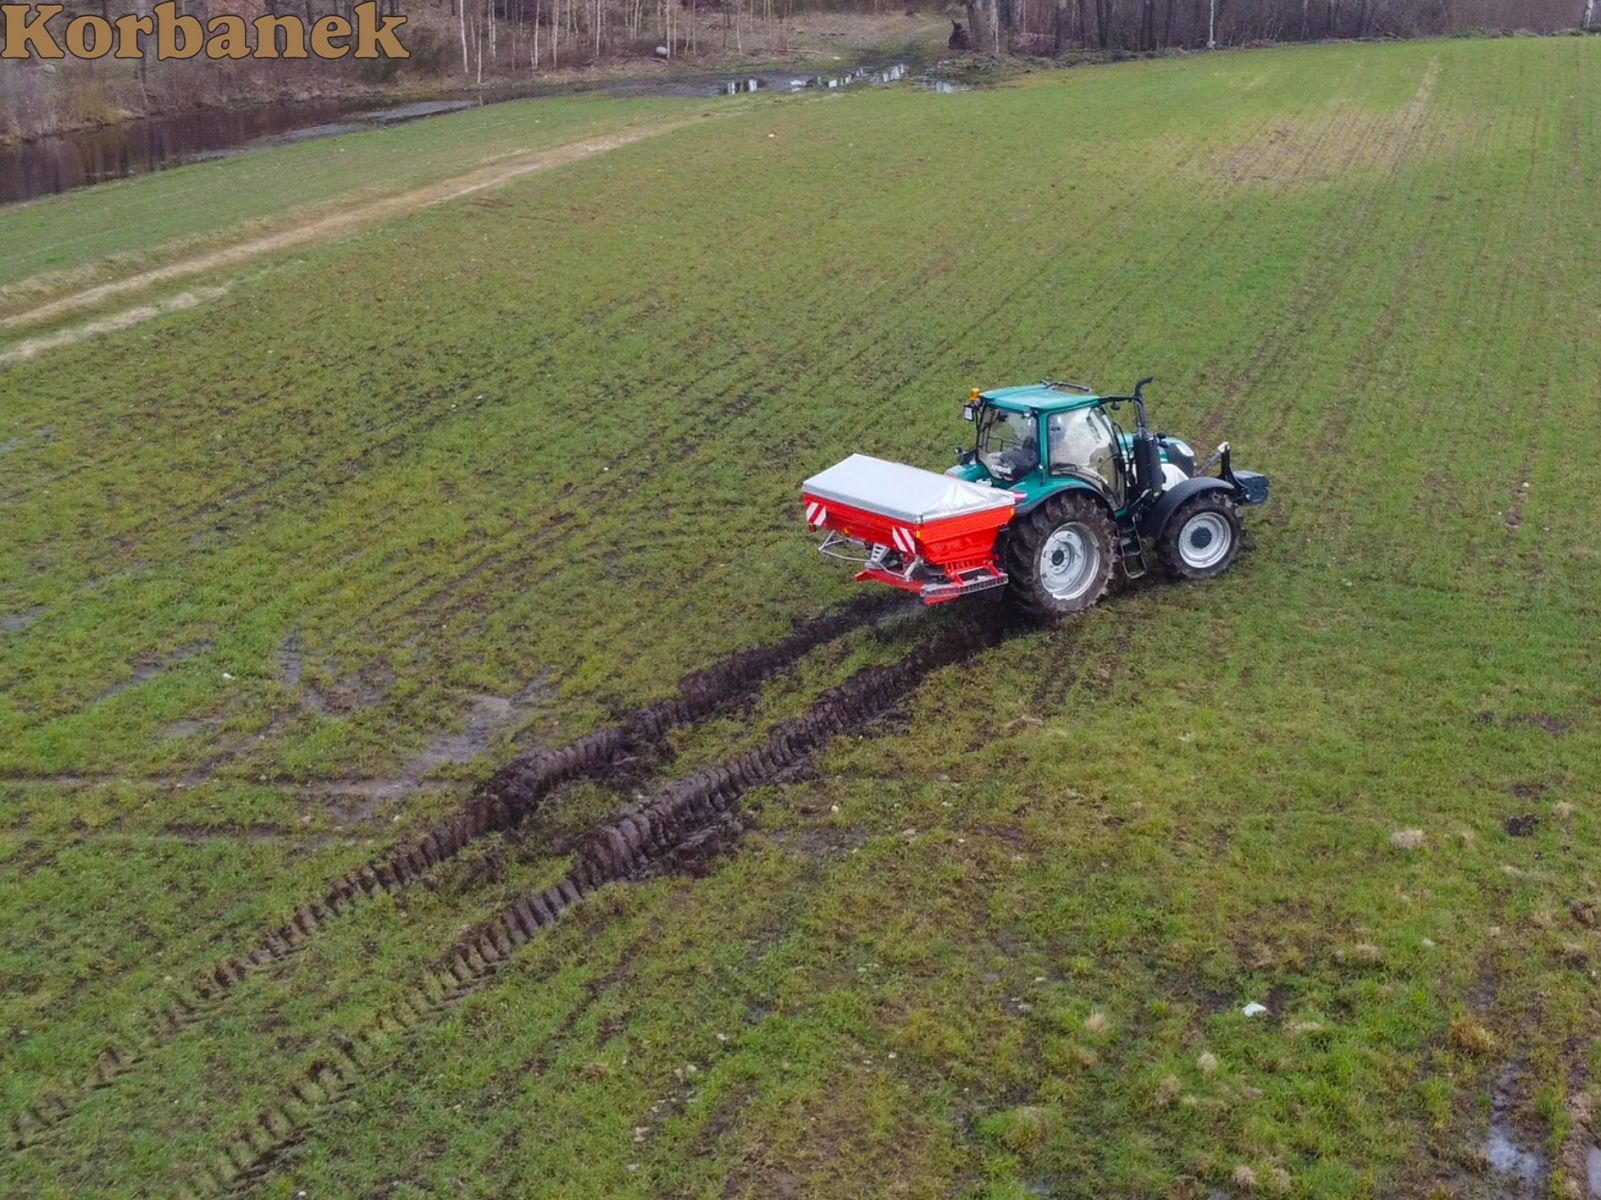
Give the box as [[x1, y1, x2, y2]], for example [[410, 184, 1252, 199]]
[[178, 611, 1025, 1198], [6, 596, 896, 1153]]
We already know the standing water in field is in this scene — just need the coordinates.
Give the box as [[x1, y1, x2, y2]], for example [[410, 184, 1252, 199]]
[[0, 58, 956, 207], [722, 61, 916, 92], [1485, 1067, 1548, 1198]]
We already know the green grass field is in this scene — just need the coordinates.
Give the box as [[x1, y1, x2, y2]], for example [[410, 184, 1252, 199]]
[[3, 34, 1600, 1199]]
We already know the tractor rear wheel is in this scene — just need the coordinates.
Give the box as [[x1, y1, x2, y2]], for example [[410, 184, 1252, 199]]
[[1004, 492, 1116, 619], [1160, 492, 1243, 580]]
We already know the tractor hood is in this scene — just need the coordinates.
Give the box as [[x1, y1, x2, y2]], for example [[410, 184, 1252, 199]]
[[803, 454, 1014, 524]]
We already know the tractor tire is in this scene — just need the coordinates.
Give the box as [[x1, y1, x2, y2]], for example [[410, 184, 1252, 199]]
[[1004, 492, 1116, 619], [1160, 492, 1243, 581]]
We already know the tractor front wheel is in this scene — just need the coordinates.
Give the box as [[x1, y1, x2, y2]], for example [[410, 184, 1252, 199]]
[[1160, 493, 1243, 580], [1004, 492, 1116, 619]]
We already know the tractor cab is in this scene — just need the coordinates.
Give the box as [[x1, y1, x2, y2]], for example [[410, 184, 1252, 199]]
[[957, 384, 1136, 514]]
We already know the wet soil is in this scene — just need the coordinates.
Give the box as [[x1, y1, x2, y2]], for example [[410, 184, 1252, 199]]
[[7, 596, 897, 1155]]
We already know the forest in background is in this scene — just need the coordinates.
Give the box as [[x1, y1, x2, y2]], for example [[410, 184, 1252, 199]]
[[1, 0, 1596, 143], [961, 0, 1594, 54]]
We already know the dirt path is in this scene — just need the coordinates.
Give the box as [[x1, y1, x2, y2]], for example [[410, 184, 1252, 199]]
[[0, 119, 699, 354]]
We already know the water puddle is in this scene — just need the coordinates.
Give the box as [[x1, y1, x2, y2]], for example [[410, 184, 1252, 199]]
[[0, 606, 44, 632], [1, 58, 960, 207], [1487, 1066, 1549, 1197], [718, 60, 953, 93]]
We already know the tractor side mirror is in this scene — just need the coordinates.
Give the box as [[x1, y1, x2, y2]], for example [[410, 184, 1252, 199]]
[[962, 404, 976, 422]]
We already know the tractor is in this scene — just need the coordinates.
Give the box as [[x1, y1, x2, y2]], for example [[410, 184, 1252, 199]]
[[802, 376, 1269, 617]]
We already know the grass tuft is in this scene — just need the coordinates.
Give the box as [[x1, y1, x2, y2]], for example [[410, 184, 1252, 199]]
[[1447, 1016, 1497, 1056]]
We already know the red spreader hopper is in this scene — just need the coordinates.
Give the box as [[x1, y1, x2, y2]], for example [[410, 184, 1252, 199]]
[[802, 454, 1017, 604]]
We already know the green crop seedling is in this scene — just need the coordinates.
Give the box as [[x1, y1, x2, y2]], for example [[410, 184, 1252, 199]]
[[1, 32, 1598, 1200]]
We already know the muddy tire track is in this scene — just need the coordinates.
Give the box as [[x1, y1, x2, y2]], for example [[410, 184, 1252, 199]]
[[172, 611, 1024, 1198], [5, 596, 895, 1153], [203, 919, 665, 1200]]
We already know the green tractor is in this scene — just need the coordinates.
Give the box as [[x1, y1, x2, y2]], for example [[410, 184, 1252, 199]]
[[802, 377, 1270, 617]]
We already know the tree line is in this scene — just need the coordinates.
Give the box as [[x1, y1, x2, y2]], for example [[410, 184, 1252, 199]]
[[960, 0, 1595, 53]]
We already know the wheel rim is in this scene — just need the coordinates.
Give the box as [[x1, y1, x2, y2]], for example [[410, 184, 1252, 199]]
[[1178, 511, 1232, 570], [1039, 523, 1100, 600]]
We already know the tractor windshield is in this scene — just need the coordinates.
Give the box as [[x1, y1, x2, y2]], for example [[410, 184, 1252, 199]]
[[977, 408, 1038, 483]]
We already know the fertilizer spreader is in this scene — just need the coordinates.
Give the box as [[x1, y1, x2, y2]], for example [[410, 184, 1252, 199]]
[[802, 376, 1270, 617]]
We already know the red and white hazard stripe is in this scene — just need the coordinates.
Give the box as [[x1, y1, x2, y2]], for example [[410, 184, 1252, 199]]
[[890, 526, 916, 555], [805, 501, 829, 529]]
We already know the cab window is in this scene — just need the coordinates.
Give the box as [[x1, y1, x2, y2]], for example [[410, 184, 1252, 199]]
[[977, 408, 1039, 483], [1047, 407, 1122, 498]]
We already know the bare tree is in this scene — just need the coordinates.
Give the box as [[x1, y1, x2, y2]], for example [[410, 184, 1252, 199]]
[[965, 0, 1000, 52]]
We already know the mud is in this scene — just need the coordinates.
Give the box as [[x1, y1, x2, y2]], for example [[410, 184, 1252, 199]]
[[173, 609, 1019, 1197], [635, 811, 747, 878], [88, 640, 211, 706], [566, 614, 1017, 893], [0, 606, 44, 632], [274, 635, 303, 688], [6, 596, 894, 1154], [409, 692, 526, 772], [159, 718, 214, 741], [1486, 1066, 1548, 1197], [309, 682, 553, 821], [1521, 713, 1572, 735]]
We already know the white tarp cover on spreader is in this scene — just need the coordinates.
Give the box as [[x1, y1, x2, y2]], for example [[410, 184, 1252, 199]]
[[803, 454, 1014, 525]]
